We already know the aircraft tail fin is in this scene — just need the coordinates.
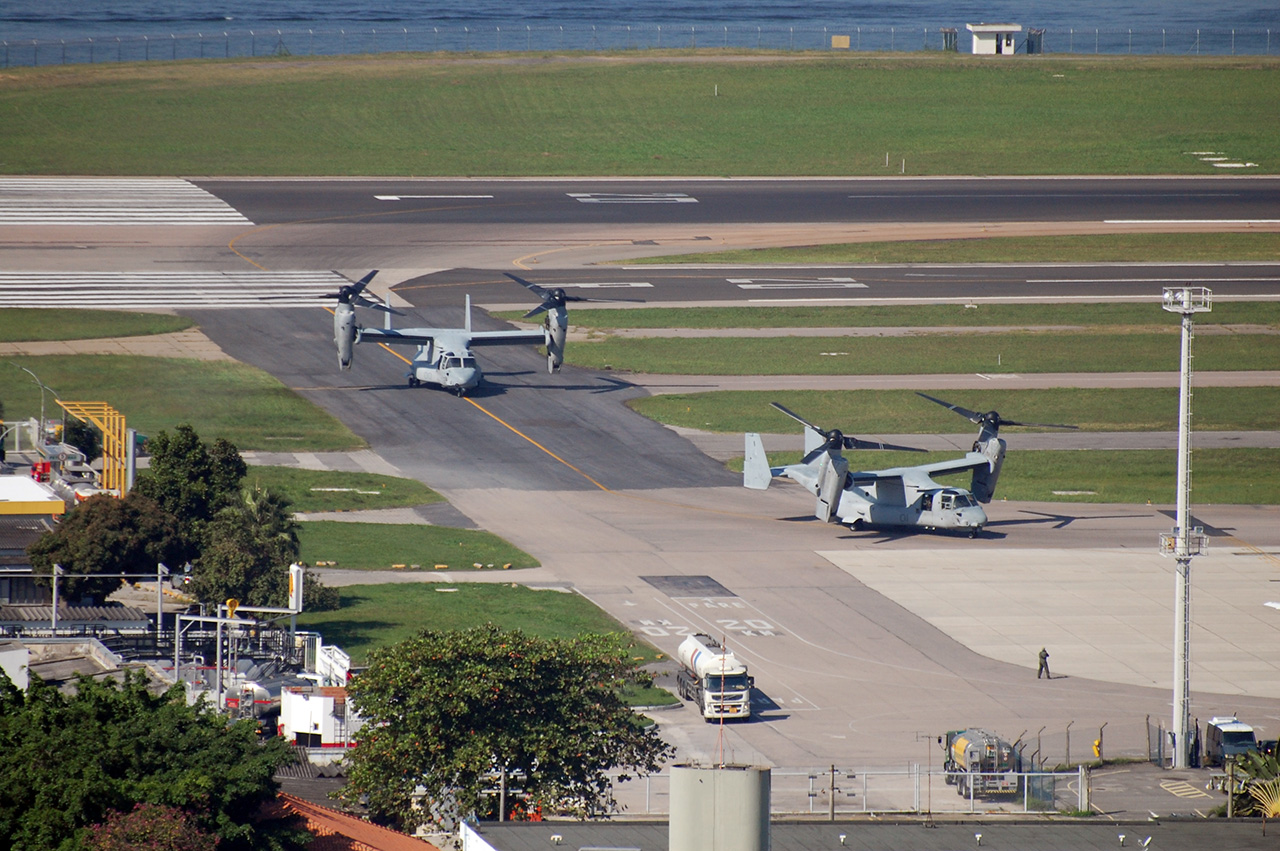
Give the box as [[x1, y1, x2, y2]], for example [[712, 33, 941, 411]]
[[743, 433, 772, 490], [465, 294, 472, 334]]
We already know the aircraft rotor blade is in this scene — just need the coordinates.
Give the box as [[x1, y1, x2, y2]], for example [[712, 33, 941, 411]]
[[915, 392, 983, 424], [770, 401, 822, 433], [916, 391, 1078, 430]]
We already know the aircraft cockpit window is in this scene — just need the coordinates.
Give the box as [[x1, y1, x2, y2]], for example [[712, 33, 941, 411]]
[[940, 494, 954, 510], [459, 356, 477, 368], [953, 494, 976, 509], [443, 357, 462, 370]]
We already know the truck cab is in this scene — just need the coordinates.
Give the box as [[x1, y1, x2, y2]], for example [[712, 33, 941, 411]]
[[675, 634, 754, 721]]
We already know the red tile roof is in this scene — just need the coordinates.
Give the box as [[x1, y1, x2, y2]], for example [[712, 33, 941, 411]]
[[280, 793, 442, 851]]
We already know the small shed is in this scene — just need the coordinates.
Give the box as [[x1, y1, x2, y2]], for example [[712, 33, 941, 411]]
[[967, 22, 1022, 54]]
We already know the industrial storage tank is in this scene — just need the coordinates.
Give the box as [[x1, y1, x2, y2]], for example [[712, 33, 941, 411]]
[[670, 763, 770, 851]]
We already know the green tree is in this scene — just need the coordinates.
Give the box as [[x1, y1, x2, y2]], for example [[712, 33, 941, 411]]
[[343, 625, 672, 834], [0, 670, 308, 851], [26, 492, 191, 603], [191, 485, 337, 612], [133, 424, 247, 533]]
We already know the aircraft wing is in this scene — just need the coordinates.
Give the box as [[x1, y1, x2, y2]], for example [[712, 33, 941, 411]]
[[355, 326, 442, 347], [466, 328, 547, 347], [849, 452, 990, 486], [354, 327, 544, 348]]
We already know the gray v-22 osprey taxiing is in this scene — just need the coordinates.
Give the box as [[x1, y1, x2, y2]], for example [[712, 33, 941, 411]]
[[744, 394, 1077, 537], [329, 271, 577, 396]]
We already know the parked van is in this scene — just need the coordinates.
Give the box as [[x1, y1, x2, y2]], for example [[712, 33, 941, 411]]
[[1205, 716, 1258, 766]]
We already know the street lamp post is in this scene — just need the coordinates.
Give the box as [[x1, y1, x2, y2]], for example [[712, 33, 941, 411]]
[[13, 364, 51, 453]]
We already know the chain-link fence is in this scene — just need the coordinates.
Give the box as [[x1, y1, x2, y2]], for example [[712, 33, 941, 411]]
[[607, 765, 1082, 816], [3, 24, 1276, 67]]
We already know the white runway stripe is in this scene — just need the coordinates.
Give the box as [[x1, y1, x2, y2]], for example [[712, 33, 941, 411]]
[[0, 177, 253, 225], [0, 271, 349, 309]]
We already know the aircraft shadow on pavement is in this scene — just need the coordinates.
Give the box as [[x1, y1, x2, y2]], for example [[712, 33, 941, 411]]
[[1155, 510, 1234, 537], [989, 509, 1151, 530]]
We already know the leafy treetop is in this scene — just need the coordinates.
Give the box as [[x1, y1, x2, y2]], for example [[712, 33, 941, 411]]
[[343, 624, 672, 833]]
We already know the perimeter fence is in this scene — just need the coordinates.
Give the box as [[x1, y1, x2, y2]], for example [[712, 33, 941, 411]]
[[607, 765, 1091, 816], [3, 24, 1277, 67]]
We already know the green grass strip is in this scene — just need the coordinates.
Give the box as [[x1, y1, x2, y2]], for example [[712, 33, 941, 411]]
[[0, 309, 193, 342], [2, 55, 1279, 175], [736, 448, 1280, 506], [297, 520, 539, 571], [0, 355, 363, 451], [243, 466, 443, 513], [551, 302, 1280, 330], [629, 387, 1280, 433], [570, 332, 1280, 375], [294, 582, 668, 672], [625, 233, 1280, 265]]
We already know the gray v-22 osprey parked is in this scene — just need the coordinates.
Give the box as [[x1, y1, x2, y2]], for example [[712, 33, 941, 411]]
[[744, 394, 1077, 537], [329, 271, 576, 396]]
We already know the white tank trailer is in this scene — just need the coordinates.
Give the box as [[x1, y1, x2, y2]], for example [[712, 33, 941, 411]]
[[675, 634, 754, 721]]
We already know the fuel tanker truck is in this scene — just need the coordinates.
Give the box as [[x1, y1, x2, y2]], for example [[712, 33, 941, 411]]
[[942, 729, 1024, 797], [675, 634, 754, 721]]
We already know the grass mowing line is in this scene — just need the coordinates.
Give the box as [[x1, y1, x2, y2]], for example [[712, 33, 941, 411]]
[[627, 387, 1280, 434], [735, 448, 1280, 506], [3, 55, 1279, 175], [297, 520, 538, 572], [569, 332, 1280, 375]]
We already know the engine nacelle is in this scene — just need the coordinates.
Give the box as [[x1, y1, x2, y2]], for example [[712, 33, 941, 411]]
[[545, 305, 568, 373], [334, 302, 357, 370], [970, 437, 1007, 503]]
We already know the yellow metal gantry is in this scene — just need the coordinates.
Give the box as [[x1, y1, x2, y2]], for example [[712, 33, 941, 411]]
[[55, 401, 127, 496]]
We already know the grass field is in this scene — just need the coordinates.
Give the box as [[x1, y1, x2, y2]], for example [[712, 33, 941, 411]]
[[293, 582, 678, 705], [550, 301, 1280, 330], [0, 310, 193, 342], [624, 233, 1280, 265], [2, 54, 1277, 175], [244, 466, 443, 513], [741, 447, 1280, 506], [0, 355, 363, 452], [294, 582, 662, 665], [628, 387, 1280, 434], [297, 520, 539, 571], [568, 331, 1280, 375]]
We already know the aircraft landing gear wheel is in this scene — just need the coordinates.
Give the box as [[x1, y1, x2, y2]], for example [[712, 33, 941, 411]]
[[969, 527, 981, 539], [408, 377, 420, 388]]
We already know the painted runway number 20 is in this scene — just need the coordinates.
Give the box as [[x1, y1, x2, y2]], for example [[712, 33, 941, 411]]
[[636, 618, 779, 637]]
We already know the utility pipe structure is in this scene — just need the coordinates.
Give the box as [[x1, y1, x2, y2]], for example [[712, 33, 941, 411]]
[[1160, 286, 1211, 769]]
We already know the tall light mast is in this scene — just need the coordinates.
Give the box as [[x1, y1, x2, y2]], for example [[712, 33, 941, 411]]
[[1159, 286, 1210, 769]]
